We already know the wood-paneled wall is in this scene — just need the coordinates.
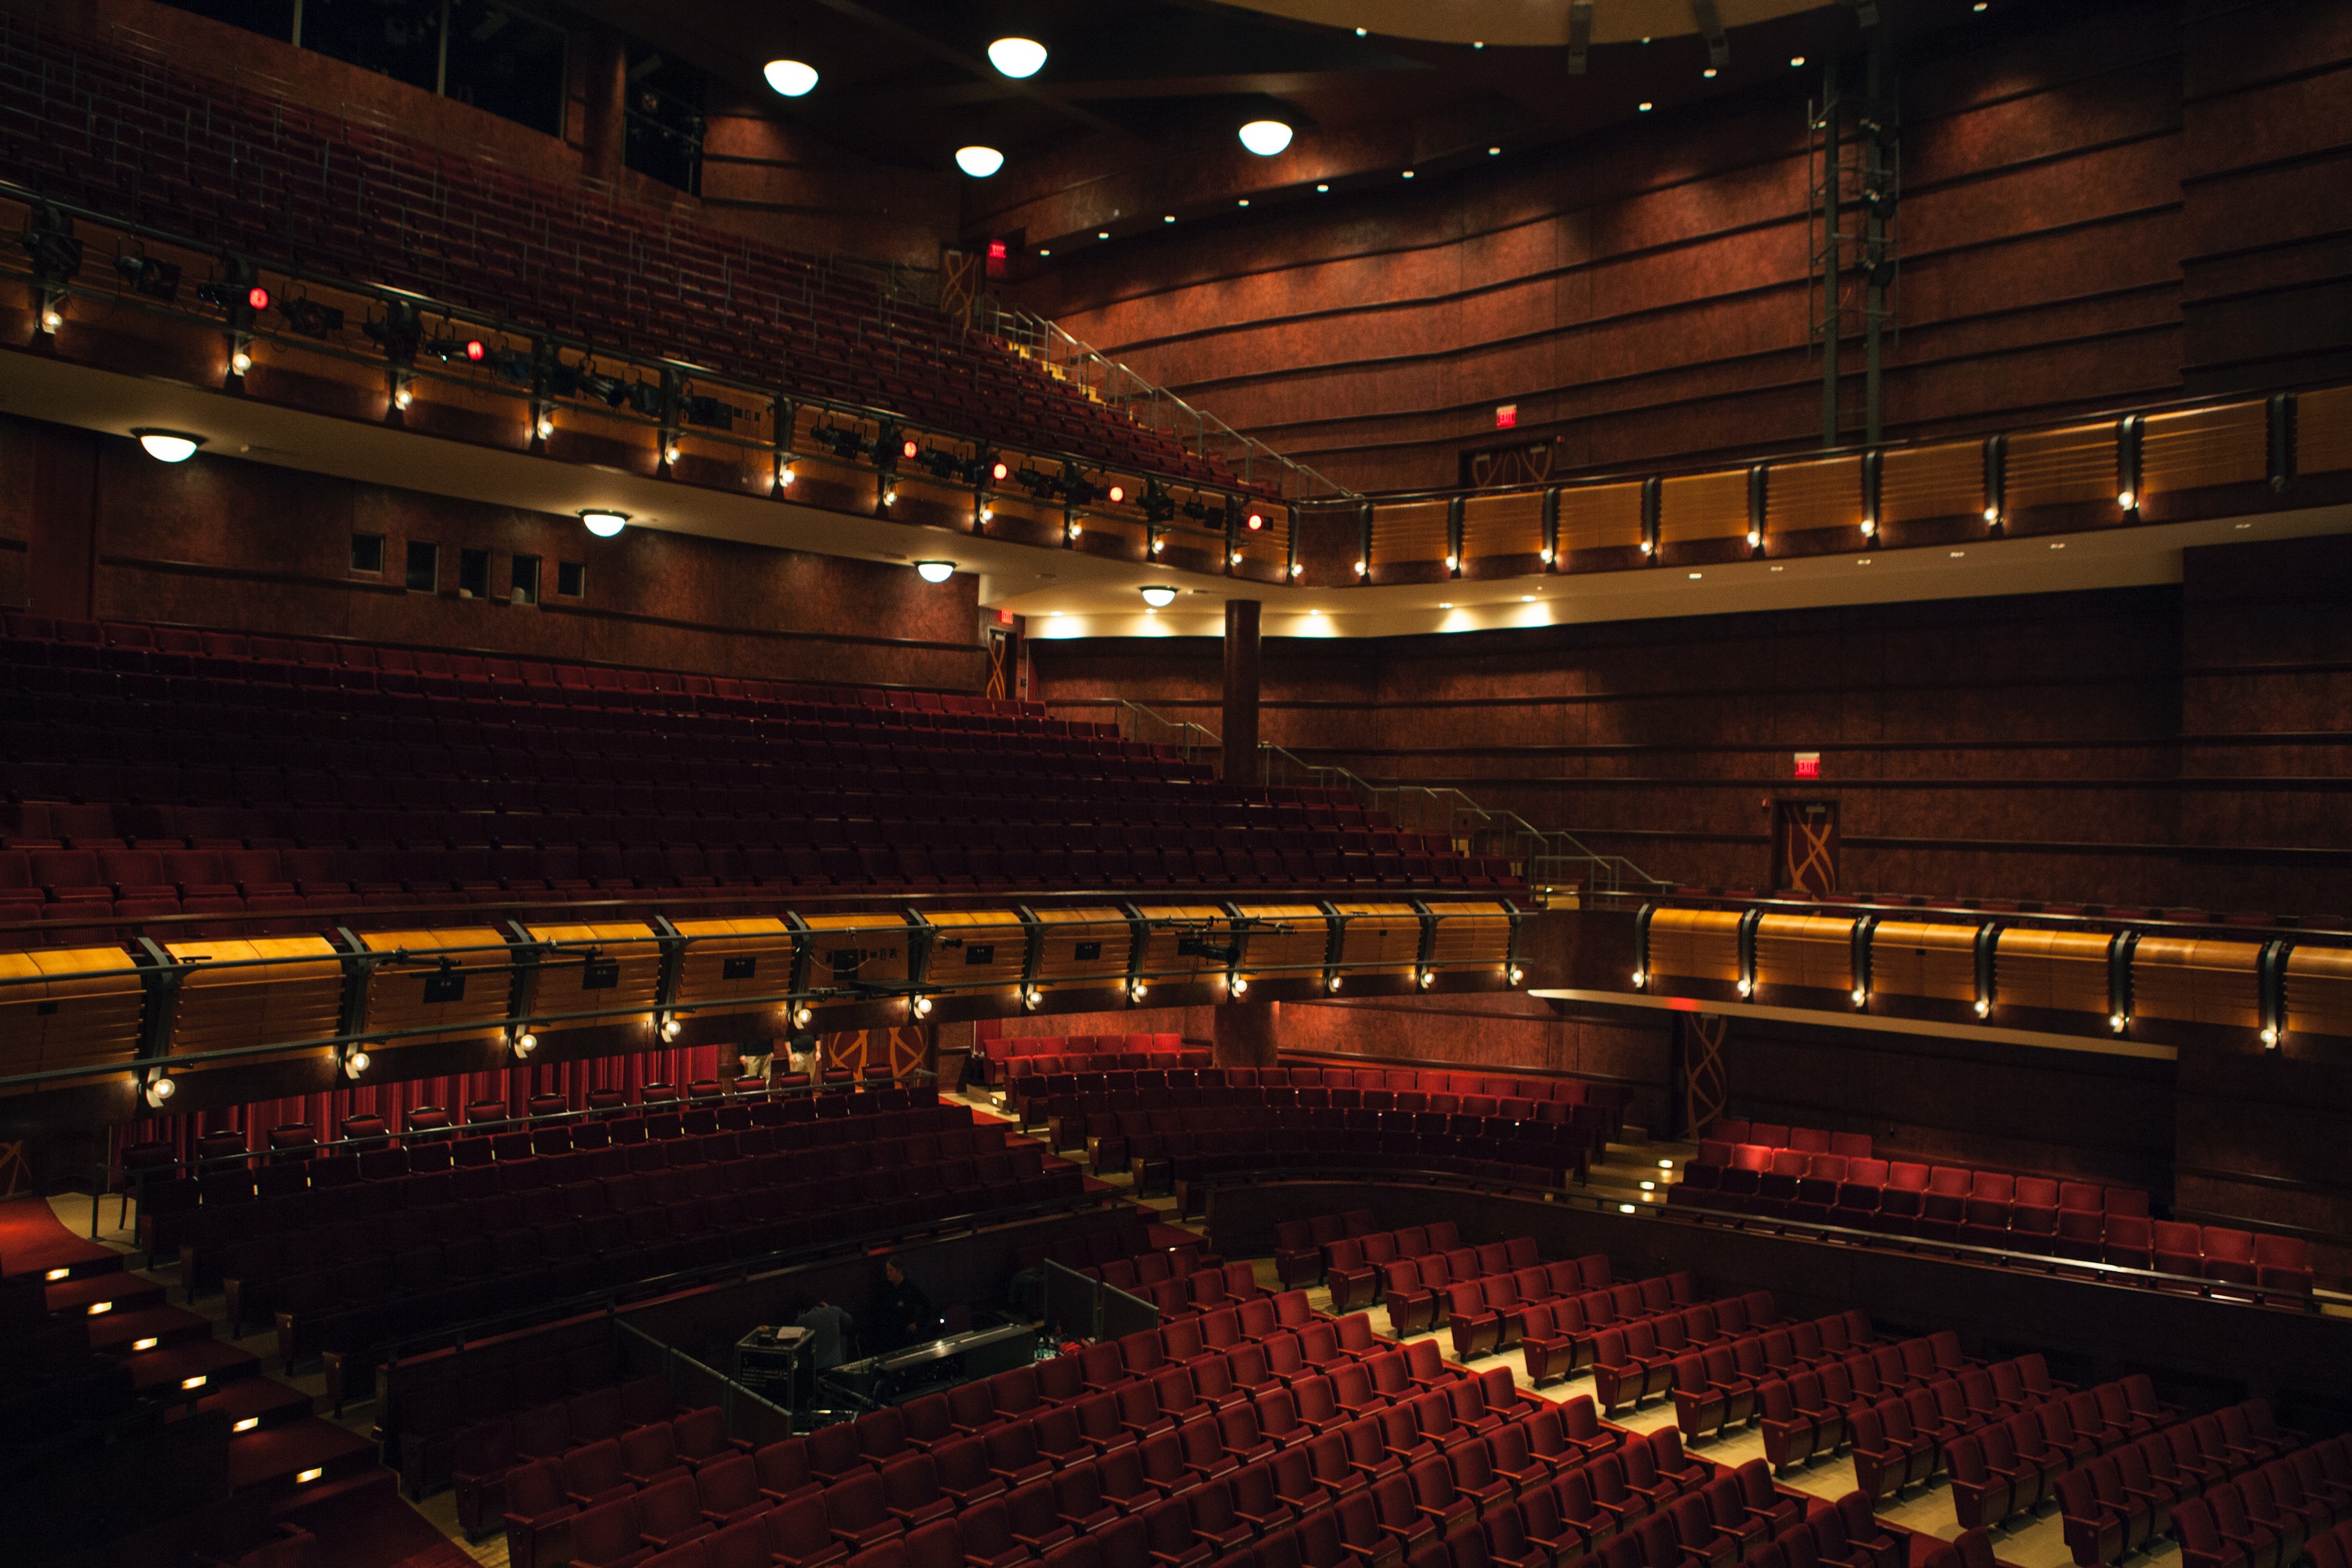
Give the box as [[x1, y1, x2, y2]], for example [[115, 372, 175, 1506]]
[[1023, 1, 2352, 495], [0, 414, 987, 689], [1031, 542, 2352, 917]]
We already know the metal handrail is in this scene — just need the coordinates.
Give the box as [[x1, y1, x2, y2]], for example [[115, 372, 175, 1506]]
[[970, 298, 1359, 504], [1258, 743, 1668, 899], [0, 168, 1265, 531]]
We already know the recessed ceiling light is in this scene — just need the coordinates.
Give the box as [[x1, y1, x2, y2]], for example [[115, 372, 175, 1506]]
[[1488, 146, 1501, 155], [763, 59, 819, 97], [1315, 183, 1330, 192], [1950, 550, 1967, 557], [1438, 602, 1452, 609], [1237, 199, 1250, 207], [1096, 231, 1109, 239], [2234, 521, 2252, 529], [1239, 120, 1294, 156], [1769, 565, 1784, 572], [1703, 67, 1719, 78], [1790, 56, 1806, 67], [955, 145, 1005, 178], [1473, 41, 1484, 50], [1164, 215, 1175, 223], [2050, 540, 2066, 549], [1638, 101, 1654, 112], [987, 37, 1048, 79], [1688, 572, 1703, 580], [1401, 170, 1414, 179], [1857, 558, 1874, 565], [1972, 3, 1987, 10], [1355, 25, 1367, 35], [1039, 248, 1051, 256]]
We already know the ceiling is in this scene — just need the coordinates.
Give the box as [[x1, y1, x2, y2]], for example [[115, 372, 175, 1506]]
[[565, 0, 1990, 244]]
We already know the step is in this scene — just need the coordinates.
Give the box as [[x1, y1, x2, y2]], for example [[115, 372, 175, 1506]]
[[269, 1464, 397, 1529], [90, 1302, 214, 1356], [174, 1376, 315, 1434], [48, 1271, 167, 1318], [5, 1250, 125, 1286], [227, 1414, 378, 1497], [124, 1336, 262, 1398]]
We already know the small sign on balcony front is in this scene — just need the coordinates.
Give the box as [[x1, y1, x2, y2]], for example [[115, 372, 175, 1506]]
[[1793, 752, 1821, 779]]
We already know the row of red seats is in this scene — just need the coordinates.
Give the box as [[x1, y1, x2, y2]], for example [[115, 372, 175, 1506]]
[[157, 1098, 990, 1290], [2051, 1402, 2321, 1566], [1590, 1301, 1861, 1414], [1753, 1348, 2073, 1476], [1518, 1279, 1786, 1387], [1, 617, 1057, 726], [1674, 1145, 2311, 1293], [2188, 1475, 2352, 1568], [1948, 1375, 2203, 1526], [446, 1375, 718, 1535]]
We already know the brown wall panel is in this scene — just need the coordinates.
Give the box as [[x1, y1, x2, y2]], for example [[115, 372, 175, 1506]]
[[1020, 3, 2352, 494], [12, 414, 986, 688]]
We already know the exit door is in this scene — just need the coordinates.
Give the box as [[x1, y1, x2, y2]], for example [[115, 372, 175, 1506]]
[[1773, 800, 1839, 896]]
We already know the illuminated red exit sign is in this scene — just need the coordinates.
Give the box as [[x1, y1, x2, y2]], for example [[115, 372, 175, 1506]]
[[1495, 404, 1518, 429], [1793, 753, 1821, 779]]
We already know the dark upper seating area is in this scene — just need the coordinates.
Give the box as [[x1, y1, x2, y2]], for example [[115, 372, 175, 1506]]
[[0, 615, 1515, 946], [0, 14, 1273, 498]]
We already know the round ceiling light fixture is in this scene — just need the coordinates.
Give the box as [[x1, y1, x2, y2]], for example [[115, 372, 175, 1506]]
[[955, 145, 1005, 178], [987, 37, 1047, 78], [763, 59, 819, 97], [131, 428, 206, 463], [915, 561, 956, 583], [579, 509, 629, 537], [1139, 585, 1178, 608], [1238, 120, 1294, 156]]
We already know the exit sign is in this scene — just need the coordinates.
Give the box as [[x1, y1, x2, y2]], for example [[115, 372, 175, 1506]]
[[1793, 753, 1821, 779], [1495, 404, 1518, 429]]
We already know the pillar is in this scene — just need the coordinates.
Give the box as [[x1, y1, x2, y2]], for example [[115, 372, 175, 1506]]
[[1213, 1000, 1281, 1070], [581, 29, 628, 184], [1221, 598, 1261, 786]]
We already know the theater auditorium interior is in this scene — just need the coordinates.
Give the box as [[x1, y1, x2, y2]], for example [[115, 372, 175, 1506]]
[[1, 0, 2349, 1564]]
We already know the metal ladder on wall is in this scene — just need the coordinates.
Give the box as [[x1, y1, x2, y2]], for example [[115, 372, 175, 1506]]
[[1077, 700, 1669, 903]]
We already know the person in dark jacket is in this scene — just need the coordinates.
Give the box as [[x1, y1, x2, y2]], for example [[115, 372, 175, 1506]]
[[874, 1255, 936, 1352]]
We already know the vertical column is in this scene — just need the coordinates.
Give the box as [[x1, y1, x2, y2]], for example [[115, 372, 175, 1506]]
[[1221, 598, 1261, 786], [29, 425, 101, 621], [1213, 1000, 1281, 1070], [581, 29, 628, 184]]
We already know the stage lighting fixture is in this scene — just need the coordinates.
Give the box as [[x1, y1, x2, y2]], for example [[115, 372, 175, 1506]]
[[1106, 484, 1126, 504], [683, 394, 734, 430], [580, 510, 629, 538], [955, 146, 1006, 178], [1238, 120, 1294, 156], [131, 429, 206, 463], [764, 59, 819, 96], [282, 298, 346, 337], [826, 425, 869, 459], [578, 371, 629, 407], [547, 364, 581, 397], [990, 460, 1011, 483], [916, 561, 956, 583], [114, 252, 181, 301], [902, 438, 920, 460], [487, 348, 532, 385], [626, 382, 664, 416], [23, 224, 84, 278], [1181, 499, 1208, 521], [1140, 585, 1177, 608], [142, 1072, 176, 1108], [881, 488, 898, 506], [343, 1049, 372, 1079], [231, 349, 252, 374], [1245, 511, 1264, 531], [988, 37, 1047, 78], [364, 313, 422, 359], [465, 338, 487, 361]]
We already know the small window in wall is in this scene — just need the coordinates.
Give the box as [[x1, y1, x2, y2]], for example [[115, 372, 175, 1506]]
[[350, 532, 385, 576], [511, 553, 541, 606], [404, 540, 439, 592], [458, 547, 490, 598], [556, 560, 585, 598]]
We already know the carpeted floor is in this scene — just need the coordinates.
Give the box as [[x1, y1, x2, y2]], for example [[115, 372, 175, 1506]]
[[0, 1192, 118, 1279]]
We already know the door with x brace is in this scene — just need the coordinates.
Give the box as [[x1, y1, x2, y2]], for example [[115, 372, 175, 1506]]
[[1773, 799, 1840, 896]]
